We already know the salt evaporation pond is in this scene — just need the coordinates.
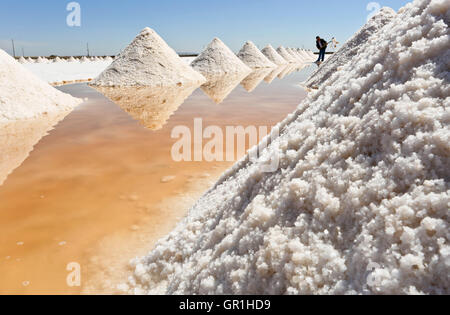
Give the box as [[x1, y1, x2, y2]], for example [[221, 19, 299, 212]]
[[0, 64, 314, 294]]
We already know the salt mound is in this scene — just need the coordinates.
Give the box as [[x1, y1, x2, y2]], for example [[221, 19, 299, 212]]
[[288, 48, 305, 62], [104, 56, 113, 62], [261, 45, 288, 66], [125, 0, 450, 295], [0, 49, 82, 122], [276, 46, 297, 63], [18, 57, 26, 64], [191, 38, 252, 76], [298, 49, 313, 62], [91, 28, 205, 87], [68, 56, 77, 63], [53, 57, 62, 63], [306, 7, 397, 89], [80, 56, 89, 63], [26, 57, 34, 63], [200, 72, 249, 104], [237, 41, 276, 69], [36, 56, 47, 64]]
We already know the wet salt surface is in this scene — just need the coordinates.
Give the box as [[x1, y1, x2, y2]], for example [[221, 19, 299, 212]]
[[0, 65, 314, 294]]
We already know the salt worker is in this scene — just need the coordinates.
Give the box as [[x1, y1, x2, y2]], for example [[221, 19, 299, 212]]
[[315, 36, 328, 64]]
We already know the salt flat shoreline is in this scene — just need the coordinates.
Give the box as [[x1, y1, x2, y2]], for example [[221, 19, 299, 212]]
[[21, 57, 197, 87]]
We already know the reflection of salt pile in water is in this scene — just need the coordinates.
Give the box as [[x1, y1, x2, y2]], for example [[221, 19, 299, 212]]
[[91, 28, 205, 87], [237, 41, 276, 69], [306, 7, 396, 89], [276, 46, 297, 64], [191, 38, 252, 76], [0, 112, 70, 186], [125, 0, 449, 295], [240, 68, 273, 92], [0, 49, 82, 122], [200, 72, 250, 104], [264, 66, 287, 84], [277, 64, 297, 79], [93, 85, 198, 130], [261, 45, 288, 66]]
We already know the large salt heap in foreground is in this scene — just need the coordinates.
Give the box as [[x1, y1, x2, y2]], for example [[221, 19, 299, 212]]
[[305, 7, 397, 89], [126, 0, 449, 295], [261, 45, 288, 66], [237, 41, 277, 69], [191, 38, 252, 76], [91, 27, 205, 87], [0, 49, 82, 122]]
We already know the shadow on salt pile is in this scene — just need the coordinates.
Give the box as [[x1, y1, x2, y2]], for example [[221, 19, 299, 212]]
[[0, 112, 72, 186], [200, 72, 250, 104], [91, 84, 200, 131], [240, 68, 273, 92]]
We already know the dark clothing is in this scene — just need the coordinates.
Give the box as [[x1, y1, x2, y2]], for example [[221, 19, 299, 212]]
[[318, 49, 326, 62], [316, 39, 327, 62], [316, 39, 328, 50]]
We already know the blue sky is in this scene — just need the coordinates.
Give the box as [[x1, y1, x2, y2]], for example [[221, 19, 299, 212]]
[[0, 0, 410, 57]]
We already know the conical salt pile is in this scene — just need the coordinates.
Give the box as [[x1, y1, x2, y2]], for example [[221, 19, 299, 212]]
[[261, 45, 288, 66], [36, 56, 47, 64], [0, 49, 82, 122], [80, 56, 89, 63], [306, 7, 396, 88], [91, 27, 205, 87], [191, 38, 252, 76], [237, 41, 276, 69], [53, 57, 62, 63], [297, 49, 311, 62], [276, 46, 297, 63], [18, 57, 26, 64], [124, 0, 449, 295], [68, 56, 77, 63], [287, 48, 304, 63], [26, 57, 34, 63]]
